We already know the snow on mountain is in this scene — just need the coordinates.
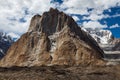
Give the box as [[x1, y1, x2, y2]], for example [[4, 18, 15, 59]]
[[82, 27, 120, 52], [0, 32, 14, 58], [82, 28, 114, 45], [7, 32, 20, 41]]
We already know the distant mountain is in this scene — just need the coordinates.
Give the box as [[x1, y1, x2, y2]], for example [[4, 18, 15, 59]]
[[0, 32, 14, 58], [82, 28, 114, 44], [0, 8, 104, 67], [81, 28, 120, 61], [82, 28, 120, 51]]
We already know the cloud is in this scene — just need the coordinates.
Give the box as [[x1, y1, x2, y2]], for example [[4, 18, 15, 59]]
[[83, 21, 107, 29], [83, 14, 109, 21], [60, 0, 94, 15], [0, 0, 54, 35], [59, 0, 120, 29], [60, 0, 120, 15], [63, 8, 89, 15], [83, 14, 120, 21], [108, 14, 120, 18], [109, 24, 120, 28]]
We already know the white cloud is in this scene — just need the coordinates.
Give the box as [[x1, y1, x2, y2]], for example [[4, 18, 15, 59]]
[[110, 24, 119, 28], [60, 0, 120, 30], [63, 8, 89, 15], [83, 14, 120, 21], [83, 21, 107, 29], [0, 0, 54, 35], [108, 14, 120, 18], [83, 14, 109, 21], [72, 16, 80, 21], [60, 0, 120, 15], [61, 0, 95, 10], [60, 0, 95, 15]]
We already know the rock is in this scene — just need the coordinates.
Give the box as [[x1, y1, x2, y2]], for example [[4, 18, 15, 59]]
[[0, 8, 105, 67]]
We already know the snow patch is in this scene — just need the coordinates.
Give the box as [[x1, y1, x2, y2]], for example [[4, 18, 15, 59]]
[[83, 28, 113, 45], [7, 32, 20, 41], [0, 49, 4, 54], [48, 32, 60, 56]]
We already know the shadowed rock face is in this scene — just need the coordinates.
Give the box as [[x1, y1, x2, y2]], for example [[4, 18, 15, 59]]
[[0, 32, 13, 59], [110, 39, 120, 51], [0, 8, 105, 67]]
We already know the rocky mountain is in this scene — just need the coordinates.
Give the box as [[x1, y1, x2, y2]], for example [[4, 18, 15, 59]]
[[0, 8, 104, 67], [82, 28, 120, 51], [81, 28, 120, 61], [0, 32, 13, 59]]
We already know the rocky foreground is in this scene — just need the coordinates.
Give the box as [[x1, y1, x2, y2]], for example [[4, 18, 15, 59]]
[[0, 65, 120, 80]]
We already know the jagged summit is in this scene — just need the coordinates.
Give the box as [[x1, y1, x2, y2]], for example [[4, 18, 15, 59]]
[[28, 8, 78, 36], [28, 8, 103, 55], [0, 8, 104, 67]]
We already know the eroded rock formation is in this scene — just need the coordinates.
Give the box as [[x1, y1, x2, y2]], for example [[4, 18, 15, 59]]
[[0, 8, 104, 67]]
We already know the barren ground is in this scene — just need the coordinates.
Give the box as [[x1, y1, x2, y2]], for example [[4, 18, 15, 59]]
[[0, 65, 120, 80]]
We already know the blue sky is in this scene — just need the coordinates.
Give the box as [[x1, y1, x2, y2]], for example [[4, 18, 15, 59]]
[[0, 0, 120, 38]]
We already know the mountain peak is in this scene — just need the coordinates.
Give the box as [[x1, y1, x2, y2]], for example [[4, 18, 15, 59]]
[[28, 8, 78, 36], [49, 7, 59, 13], [0, 8, 105, 67]]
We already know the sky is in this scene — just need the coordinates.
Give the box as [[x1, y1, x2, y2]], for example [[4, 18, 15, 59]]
[[0, 0, 120, 38]]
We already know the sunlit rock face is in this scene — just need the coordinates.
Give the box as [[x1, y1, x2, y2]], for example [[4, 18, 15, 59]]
[[0, 8, 104, 67]]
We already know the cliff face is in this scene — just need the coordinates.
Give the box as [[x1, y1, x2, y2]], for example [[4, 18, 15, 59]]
[[0, 8, 104, 67]]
